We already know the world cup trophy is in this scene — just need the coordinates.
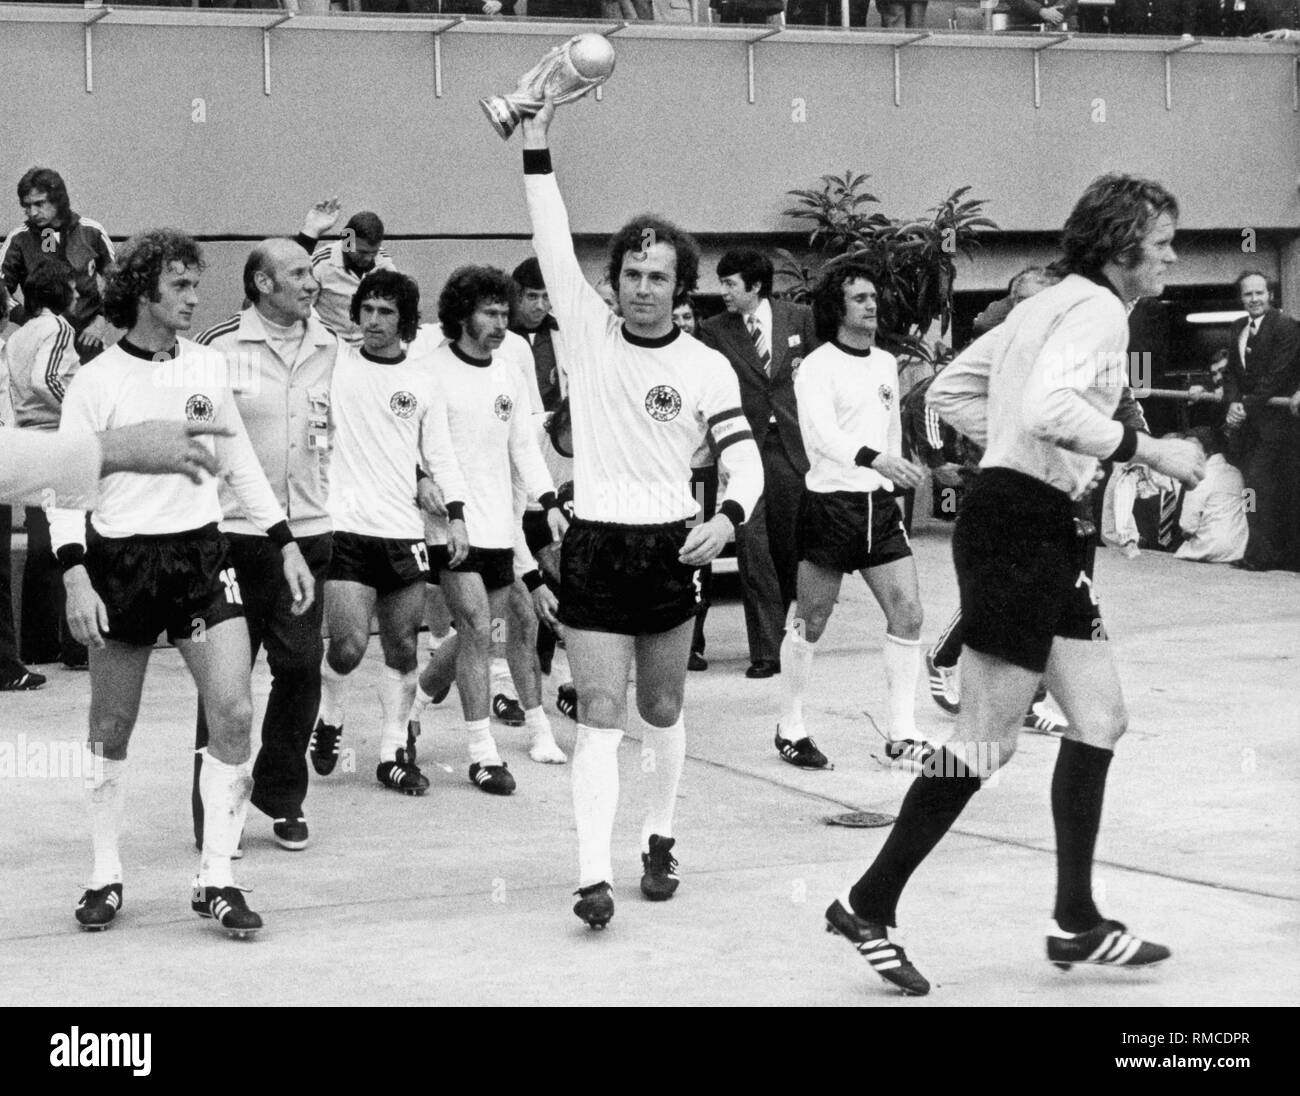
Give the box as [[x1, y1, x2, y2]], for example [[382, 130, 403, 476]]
[[480, 33, 616, 141]]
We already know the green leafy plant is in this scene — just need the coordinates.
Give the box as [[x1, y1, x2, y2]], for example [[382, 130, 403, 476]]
[[776, 171, 997, 362]]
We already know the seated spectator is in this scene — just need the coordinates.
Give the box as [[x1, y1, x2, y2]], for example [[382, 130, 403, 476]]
[[1176, 427, 1248, 563], [440, 0, 519, 12], [786, 0, 868, 24], [711, 0, 787, 22], [524, 0, 603, 15], [1115, 0, 1200, 34], [1188, 348, 1229, 430], [1006, 0, 1078, 29]]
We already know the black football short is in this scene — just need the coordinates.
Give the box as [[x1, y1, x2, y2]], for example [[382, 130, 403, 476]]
[[559, 518, 699, 636], [85, 523, 244, 646], [952, 468, 1104, 674], [426, 544, 515, 591], [797, 489, 912, 574], [327, 531, 429, 594]]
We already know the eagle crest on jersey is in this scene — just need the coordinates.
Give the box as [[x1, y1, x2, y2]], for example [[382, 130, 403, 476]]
[[878, 384, 894, 411], [645, 385, 682, 423], [493, 394, 513, 422], [185, 394, 215, 422], [389, 391, 417, 419]]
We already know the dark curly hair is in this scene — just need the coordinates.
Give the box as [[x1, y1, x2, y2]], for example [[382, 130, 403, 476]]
[[102, 229, 205, 329], [1056, 174, 1178, 279], [17, 167, 71, 225], [351, 269, 421, 343], [437, 265, 514, 341], [812, 262, 878, 343], [22, 257, 76, 316], [606, 215, 700, 300]]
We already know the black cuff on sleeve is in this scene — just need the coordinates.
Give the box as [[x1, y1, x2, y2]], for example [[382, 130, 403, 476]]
[[267, 521, 294, 550], [854, 446, 881, 468], [522, 570, 545, 593], [446, 502, 466, 523], [538, 491, 558, 512], [1107, 426, 1139, 464], [718, 500, 745, 529], [56, 544, 86, 572], [523, 149, 553, 175]]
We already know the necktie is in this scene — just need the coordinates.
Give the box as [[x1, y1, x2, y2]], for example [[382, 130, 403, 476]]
[[746, 314, 771, 376], [1158, 487, 1179, 549]]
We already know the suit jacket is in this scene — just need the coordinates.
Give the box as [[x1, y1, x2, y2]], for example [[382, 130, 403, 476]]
[[700, 299, 819, 473], [1224, 308, 1300, 422]]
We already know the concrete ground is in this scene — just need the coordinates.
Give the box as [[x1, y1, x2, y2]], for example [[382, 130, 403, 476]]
[[1, 519, 1296, 1008]]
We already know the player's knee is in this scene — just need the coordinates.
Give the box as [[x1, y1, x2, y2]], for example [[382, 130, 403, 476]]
[[637, 694, 682, 728], [796, 607, 832, 642], [88, 713, 134, 754], [384, 643, 418, 674], [457, 613, 493, 652], [1094, 702, 1129, 746], [328, 636, 367, 674], [887, 597, 923, 639], [578, 690, 625, 729], [204, 693, 254, 737]]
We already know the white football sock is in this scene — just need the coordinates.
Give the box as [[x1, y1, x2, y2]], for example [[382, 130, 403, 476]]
[[491, 657, 515, 699], [318, 659, 350, 727], [86, 755, 125, 888], [884, 633, 922, 742], [572, 724, 623, 887], [526, 706, 566, 764], [378, 666, 418, 762], [466, 718, 499, 766], [779, 629, 815, 739], [198, 753, 252, 888], [407, 682, 435, 725], [638, 713, 685, 853]]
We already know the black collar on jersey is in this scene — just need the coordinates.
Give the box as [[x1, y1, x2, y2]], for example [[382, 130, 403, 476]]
[[451, 342, 493, 368], [622, 324, 680, 349], [119, 337, 177, 361], [360, 346, 406, 364], [831, 338, 875, 358]]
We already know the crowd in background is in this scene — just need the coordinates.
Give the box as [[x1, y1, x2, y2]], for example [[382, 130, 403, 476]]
[[5, 0, 1300, 37]]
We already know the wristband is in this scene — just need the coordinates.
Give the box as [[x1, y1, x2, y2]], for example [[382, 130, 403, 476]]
[[718, 500, 745, 528], [56, 544, 86, 573], [446, 501, 466, 523], [1107, 426, 1139, 464], [523, 149, 553, 174], [522, 570, 546, 593], [267, 521, 294, 550], [539, 491, 559, 512], [854, 446, 881, 468]]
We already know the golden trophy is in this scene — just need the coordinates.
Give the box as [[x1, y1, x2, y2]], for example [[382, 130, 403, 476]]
[[480, 33, 616, 141]]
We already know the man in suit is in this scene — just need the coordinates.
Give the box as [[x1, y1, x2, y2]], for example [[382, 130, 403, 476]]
[[510, 257, 565, 412], [1224, 271, 1300, 571], [700, 249, 818, 678]]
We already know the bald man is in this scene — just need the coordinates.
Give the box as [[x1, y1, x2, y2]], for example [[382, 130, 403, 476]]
[[189, 238, 339, 852]]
